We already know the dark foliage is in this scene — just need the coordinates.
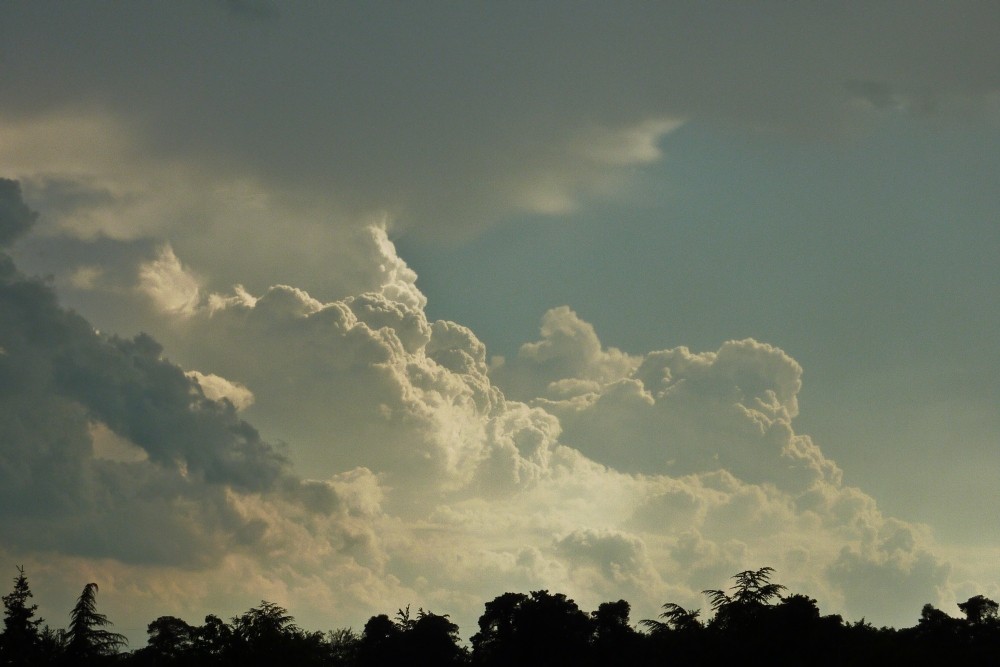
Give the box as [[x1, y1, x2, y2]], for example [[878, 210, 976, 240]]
[[591, 600, 643, 665], [5, 566, 1000, 666], [358, 606, 466, 666], [0, 566, 43, 666], [65, 583, 127, 665], [471, 590, 593, 666]]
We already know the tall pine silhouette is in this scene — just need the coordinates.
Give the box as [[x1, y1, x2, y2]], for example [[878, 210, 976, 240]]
[[1, 566, 43, 665], [65, 583, 126, 664]]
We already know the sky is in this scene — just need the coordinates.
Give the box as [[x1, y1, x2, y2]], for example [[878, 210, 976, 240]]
[[1, 0, 999, 644]]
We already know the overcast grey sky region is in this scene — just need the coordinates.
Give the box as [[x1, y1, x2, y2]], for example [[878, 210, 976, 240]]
[[1, 0, 998, 643]]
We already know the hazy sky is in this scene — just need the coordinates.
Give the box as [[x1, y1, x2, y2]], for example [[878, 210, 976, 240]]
[[1, 0, 998, 643]]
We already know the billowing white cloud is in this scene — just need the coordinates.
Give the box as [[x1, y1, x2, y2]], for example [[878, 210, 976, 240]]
[[492, 306, 639, 402], [186, 371, 255, 411], [78, 222, 954, 633], [0, 181, 976, 640], [138, 244, 202, 317]]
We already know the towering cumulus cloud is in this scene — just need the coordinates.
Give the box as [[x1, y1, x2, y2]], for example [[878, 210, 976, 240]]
[[97, 216, 947, 631], [0, 178, 955, 634]]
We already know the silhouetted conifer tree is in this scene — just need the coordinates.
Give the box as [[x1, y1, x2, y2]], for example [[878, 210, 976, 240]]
[[1, 566, 43, 666], [65, 583, 127, 664]]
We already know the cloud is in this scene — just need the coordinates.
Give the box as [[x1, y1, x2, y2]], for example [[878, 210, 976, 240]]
[[556, 528, 662, 600], [138, 244, 203, 317], [186, 371, 255, 411], [0, 181, 979, 635], [0, 178, 36, 247], [496, 316, 834, 493], [3, 3, 997, 254], [98, 223, 969, 631], [0, 277, 288, 565], [828, 528, 952, 622], [0, 180, 327, 572], [3, 4, 997, 354], [491, 306, 639, 402]]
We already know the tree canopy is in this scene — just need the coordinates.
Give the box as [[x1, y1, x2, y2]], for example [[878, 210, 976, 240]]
[[4, 566, 1000, 666], [0, 566, 43, 666], [65, 583, 128, 663]]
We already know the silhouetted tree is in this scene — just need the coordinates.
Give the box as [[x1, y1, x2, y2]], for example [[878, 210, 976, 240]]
[[16, 563, 1000, 666], [957, 595, 1000, 661], [591, 600, 642, 665], [640, 602, 702, 635], [231, 601, 297, 647], [469, 592, 526, 665], [327, 627, 360, 666], [770, 594, 848, 665], [592, 599, 633, 640], [699, 567, 789, 664], [229, 601, 328, 667], [1, 566, 44, 666], [889, 602, 966, 664], [917, 603, 962, 637], [358, 613, 402, 665], [840, 618, 897, 664], [640, 602, 703, 663], [959, 595, 999, 626], [131, 616, 196, 666], [36, 626, 66, 666], [471, 590, 593, 666], [191, 613, 232, 662], [64, 583, 127, 664], [703, 566, 785, 632], [406, 610, 467, 666], [358, 607, 466, 666]]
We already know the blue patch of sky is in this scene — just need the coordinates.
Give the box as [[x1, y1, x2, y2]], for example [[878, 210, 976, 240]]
[[397, 116, 1000, 542]]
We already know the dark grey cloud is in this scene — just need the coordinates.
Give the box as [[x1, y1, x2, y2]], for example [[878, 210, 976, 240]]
[[2, 2, 997, 234], [0, 181, 335, 565], [0, 179, 36, 247], [22, 177, 119, 228], [0, 268, 287, 492]]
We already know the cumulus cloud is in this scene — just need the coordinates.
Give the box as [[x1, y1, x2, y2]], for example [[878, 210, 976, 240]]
[[0, 180, 969, 638], [491, 306, 639, 402], [556, 528, 663, 600], [828, 534, 952, 622], [495, 317, 835, 493], [186, 371, 255, 411], [0, 181, 342, 573], [138, 244, 203, 316], [87, 221, 958, 632]]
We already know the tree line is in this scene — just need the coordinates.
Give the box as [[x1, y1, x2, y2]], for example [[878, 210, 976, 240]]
[[3, 565, 998, 665]]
